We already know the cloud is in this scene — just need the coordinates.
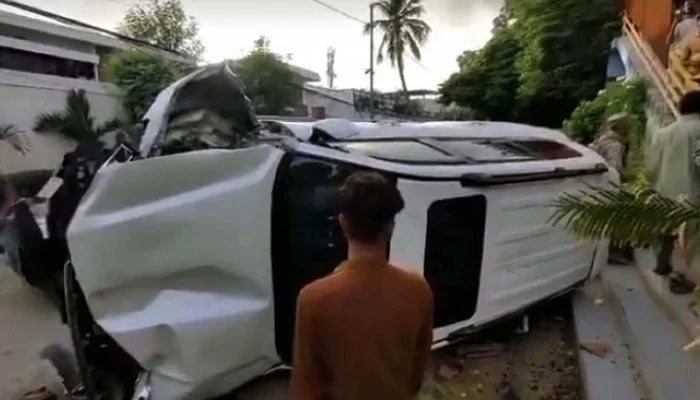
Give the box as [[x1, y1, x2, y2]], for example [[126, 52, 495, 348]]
[[439, 0, 503, 27]]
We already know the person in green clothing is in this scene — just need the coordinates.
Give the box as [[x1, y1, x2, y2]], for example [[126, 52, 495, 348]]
[[647, 91, 700, 281]]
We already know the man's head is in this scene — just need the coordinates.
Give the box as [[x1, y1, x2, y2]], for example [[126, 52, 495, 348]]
[[606, 113, 631, 137], [679, 91, 700, 115], [338, 171, 405, 245]]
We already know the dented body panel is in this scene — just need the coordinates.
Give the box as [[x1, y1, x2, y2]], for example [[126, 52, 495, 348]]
[[67, 147, 284, 400]]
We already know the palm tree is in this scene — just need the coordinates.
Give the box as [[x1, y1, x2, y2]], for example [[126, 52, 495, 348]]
[[551, 183, 700, 351], [0, 125, 29, 155], [365, 0, 431, 94], [550, 183, 697, 247], [34, 90, 122, 142]]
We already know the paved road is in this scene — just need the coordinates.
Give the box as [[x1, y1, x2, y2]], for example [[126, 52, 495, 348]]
[[0, 260, 71, 400]]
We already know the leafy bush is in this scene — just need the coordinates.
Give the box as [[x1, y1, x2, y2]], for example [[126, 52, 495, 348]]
[[234, 38, 298, 115], [104, 50, 184, 122], [34, 90, 123, 142], [564, 79, 647, 142], [564, 78, 648, 178]]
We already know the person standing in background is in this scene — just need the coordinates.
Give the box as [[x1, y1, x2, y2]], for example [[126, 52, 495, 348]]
[[647, 92, 700, 291], [590, 113, 634, 265], [290, 171, 434, 400]]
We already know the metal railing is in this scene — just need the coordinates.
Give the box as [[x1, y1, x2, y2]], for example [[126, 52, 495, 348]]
[[623, 13, 681, 119]]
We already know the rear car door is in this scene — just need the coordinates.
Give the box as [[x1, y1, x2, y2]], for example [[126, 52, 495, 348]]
[[67, 145, 285, 400]]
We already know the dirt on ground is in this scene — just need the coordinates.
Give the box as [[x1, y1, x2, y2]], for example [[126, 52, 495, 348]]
[[0, 255, 582, 400], [419, 301, 582, 400], [231, 297, 583, 400], [0, 262, 72, 400]]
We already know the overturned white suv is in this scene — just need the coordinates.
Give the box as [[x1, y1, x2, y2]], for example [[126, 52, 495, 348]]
[[64, 63, 611, 400]]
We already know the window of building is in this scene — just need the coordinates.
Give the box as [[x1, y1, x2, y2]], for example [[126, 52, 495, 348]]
[[0, 46, 95, 80]]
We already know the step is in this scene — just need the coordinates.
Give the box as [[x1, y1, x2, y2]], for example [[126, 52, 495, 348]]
[[634, 250, 700, 343], [603, 266, 700, 399], [572, 279, 646, 400]]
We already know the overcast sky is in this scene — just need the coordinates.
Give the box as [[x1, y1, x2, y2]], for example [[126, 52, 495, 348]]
[[5, 0, 503, 91]]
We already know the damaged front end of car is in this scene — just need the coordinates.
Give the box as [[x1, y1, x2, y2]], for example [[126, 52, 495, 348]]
[[65, 62, 283, 400]]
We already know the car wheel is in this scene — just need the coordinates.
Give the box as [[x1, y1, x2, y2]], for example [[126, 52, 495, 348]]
[[64, 262, 140, 400]]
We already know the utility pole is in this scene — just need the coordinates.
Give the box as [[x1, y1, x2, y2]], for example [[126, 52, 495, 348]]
[[369, 3, 376, 121]]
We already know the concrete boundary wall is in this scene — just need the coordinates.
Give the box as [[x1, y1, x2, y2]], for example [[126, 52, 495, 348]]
[[0, 69, 124, 173]]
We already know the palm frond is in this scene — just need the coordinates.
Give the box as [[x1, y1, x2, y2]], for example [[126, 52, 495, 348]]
[[405, 18, 431, 43], [34, 90, 100, 142], [0, 125, 29, 155], [403, 31, 422, 60], [550, 185, 700, 247], [34, 112, 68, 134], [376, 34, 389, 64], [64, 90, 94, 136], [374, 0, 392, 16], [400, 0, 425, 18], [97, 118, 125, 135]]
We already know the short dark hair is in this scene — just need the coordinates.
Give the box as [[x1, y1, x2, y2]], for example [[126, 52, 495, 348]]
[[339, 171, 405, 243], [679, 91, 700, 115]]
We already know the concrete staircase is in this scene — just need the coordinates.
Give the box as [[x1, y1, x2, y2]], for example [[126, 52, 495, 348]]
[[573, 257, 700, 400]]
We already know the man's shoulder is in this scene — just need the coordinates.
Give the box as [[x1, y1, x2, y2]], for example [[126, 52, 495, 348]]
[[389, 265, 433, 298], [298, 272, 342, 301]]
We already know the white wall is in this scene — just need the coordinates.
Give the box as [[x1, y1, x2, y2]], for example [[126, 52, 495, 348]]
[[0, 69, 124, 173], [302, 87, 394, 121]]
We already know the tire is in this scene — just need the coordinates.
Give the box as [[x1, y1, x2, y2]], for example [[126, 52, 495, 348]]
[[64, 263, 140, 400]]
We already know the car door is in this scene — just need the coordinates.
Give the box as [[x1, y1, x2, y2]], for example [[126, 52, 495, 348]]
[[67, 145, 285, 400]]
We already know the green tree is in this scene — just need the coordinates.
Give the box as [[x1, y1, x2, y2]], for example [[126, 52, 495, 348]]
[[564, 79, 647, 143], [439, 27, 522, 121], [34, 90, 123, 142], [104, 50, 184, 122], [365, 0, 431, 93], [234, 37, 298, 115], [439, 0, 619, 127], [564, 79, 648, 179], [513, 0, 620, 127], [119, 0, 204, 59]]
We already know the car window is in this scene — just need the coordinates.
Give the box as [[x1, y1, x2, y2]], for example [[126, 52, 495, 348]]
[[333, 138, 581, 164], [509, 139, 582, 160], [271, 155, 358, 362], [435, 140, 534, 162], [335, 141, 463, 164]]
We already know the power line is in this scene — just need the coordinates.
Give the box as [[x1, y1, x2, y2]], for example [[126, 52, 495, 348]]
[[307, 0, 429, 71], [309, 0, 366, 25]]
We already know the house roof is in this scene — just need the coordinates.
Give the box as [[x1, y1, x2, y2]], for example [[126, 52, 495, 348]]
[[0, 7, 192, 64]]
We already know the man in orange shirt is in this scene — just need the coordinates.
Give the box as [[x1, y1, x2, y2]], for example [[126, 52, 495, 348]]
[[290, 171, 434, 400]]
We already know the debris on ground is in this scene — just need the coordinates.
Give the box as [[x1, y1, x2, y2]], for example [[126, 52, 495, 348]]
[[419, 297, 583, 400], [457, 343, 505, 360], [594, 298, 606, 306], [437, 361, 463, 381], [579, 341, 613, 359]]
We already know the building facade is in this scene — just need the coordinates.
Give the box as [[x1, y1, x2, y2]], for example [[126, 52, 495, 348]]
[[0, 9, 186, 173]]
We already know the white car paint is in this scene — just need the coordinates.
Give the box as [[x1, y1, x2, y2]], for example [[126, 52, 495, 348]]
[[67, 147, 284, 400], [66, 66, 616, 400]]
